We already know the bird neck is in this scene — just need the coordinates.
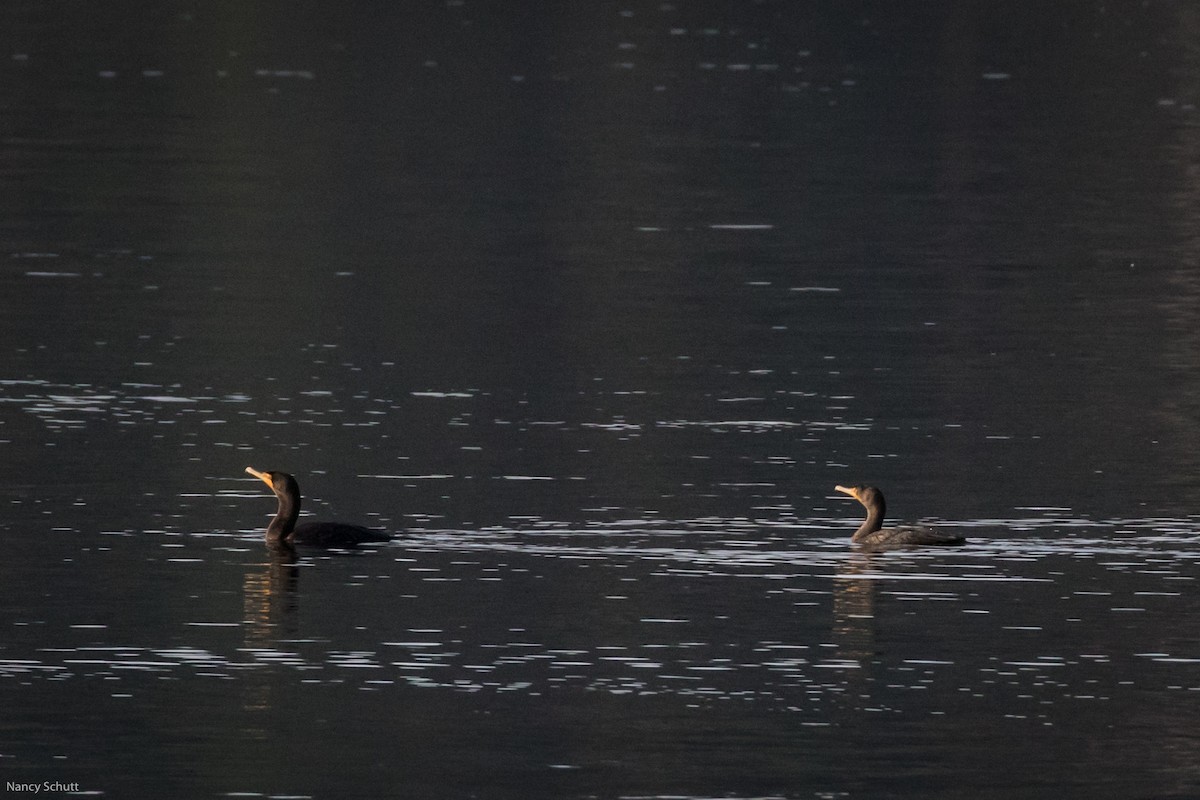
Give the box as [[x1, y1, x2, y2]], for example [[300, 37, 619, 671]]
[[266, 491, 300, 542], [850, 498, 885, 542]]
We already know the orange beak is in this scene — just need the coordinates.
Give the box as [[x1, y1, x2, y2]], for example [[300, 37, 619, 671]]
[[245, 466, 274, 490]]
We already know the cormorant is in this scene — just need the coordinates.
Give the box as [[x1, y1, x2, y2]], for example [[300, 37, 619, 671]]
[[245, 467, 389, 548], [834, 484, 965, 547]]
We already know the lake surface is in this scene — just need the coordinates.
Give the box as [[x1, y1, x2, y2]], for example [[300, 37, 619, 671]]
[[3, 1, 1200, 797]]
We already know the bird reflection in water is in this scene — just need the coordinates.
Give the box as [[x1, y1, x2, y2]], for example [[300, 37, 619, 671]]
[[828, 552, 881, 714], [832, 552, 878, 665], [240, 545, 300, 729]]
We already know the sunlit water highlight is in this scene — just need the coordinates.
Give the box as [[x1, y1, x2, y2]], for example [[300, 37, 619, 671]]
[[6, 518, 1199, 713]]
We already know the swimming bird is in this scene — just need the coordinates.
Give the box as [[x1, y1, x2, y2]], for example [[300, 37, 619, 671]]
[[834, 484, 965, 547], [245, 467, 389, 548]]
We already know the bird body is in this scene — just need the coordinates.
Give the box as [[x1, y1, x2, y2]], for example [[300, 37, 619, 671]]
[[834, 484, 965, 547], [246, 467, 389, 547]]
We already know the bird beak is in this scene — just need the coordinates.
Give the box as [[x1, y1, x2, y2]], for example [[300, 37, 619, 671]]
[[834, 485, 857, 499], [245, 466, 274, 489]]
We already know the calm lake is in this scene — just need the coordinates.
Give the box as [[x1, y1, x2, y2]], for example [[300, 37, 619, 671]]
[[3, 2, 1200, 798]]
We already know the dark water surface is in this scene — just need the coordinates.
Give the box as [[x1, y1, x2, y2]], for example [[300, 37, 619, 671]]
[[4, 2, 1200, 797]]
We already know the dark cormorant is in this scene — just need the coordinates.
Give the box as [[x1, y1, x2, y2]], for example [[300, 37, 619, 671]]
[[834, 484, 965, 547], [245, 467, 389, 548]]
